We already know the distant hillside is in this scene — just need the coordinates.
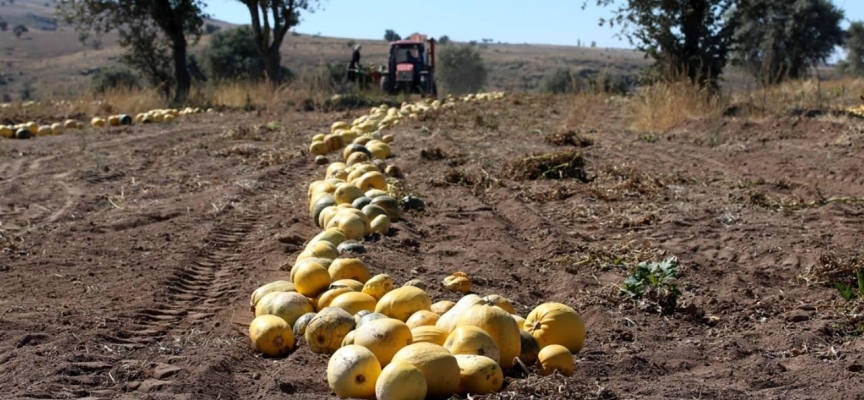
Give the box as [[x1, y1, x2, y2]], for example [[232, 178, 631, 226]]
[[0, 0, 649, 101]]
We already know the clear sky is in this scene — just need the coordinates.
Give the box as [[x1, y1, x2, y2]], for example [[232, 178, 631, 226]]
[[205, 0, 864, 58]]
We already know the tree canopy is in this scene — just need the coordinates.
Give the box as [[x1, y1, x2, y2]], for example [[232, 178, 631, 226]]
[[58, 0, 207, 103], [236, 0, 319, 86]]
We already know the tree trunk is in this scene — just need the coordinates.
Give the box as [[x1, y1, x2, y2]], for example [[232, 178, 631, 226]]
[[264, 49, 282, 86], [172, 38, 191, 105]]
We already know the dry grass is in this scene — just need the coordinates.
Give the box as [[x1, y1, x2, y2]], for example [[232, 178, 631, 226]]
[[508, 151, 588, 181], [728, 77, 864, 119], [629, 80, 724, 132]]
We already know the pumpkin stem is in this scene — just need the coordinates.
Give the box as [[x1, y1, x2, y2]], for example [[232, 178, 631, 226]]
[[514, 356, 529, 375]]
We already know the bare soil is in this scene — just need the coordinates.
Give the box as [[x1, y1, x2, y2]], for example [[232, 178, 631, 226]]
[[1, 95, 864, 399]]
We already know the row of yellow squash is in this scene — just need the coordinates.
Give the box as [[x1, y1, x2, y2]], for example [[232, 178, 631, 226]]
[[246, 92, 587, 400], [0, 107, 210, 139]]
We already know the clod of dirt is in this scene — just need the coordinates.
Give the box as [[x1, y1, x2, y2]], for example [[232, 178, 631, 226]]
[[276, 233, 304, 245], [508, 150, 589, 181], [545, 130, 594, 147], [420, 147, 447, 161]]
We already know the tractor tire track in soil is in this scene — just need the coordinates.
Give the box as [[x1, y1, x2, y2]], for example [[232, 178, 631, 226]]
[[28, 166, 300, 399]]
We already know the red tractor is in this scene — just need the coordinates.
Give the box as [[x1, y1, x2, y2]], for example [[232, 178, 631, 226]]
[[377, 34, 437, 97]]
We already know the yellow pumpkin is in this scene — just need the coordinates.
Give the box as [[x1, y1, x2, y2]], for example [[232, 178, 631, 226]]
[[375, 361, 428, 400], [306, 307, 356, 355], [289, 258, 331, 282], [293, 261, 332, 298], [331, 121, 350, 133], [316, 286, 355, 311], [483, 294, 516, 314], [309, 228, 347, 249], [326, 162, 347, 177], [91, 117, 106, 128], [341, 330, 356, 347], [356, 171, 387, 192], [329, 291, 378, 315], [332, 279, 364, 292], [455, 305, 521, 369], [249, 314, 295, 357], [375, 286, 433, 322], [304, 240, 340, 259], [371, 214, 390, 235], [443, 325, 501, 364], [354, 318, 413, 366], [524, 302, 586, 353], [365, 189, 389, 198], [328, 212, 367, 241], [346, 151, 370, 166], [405, 310, 440, 329], [410, 326, 449, 346], [431, 301, 456, 316], [333, 184, 364, 205], [308, 180, 337, 197], [312, 133, 326, 142], [453, 355, 503, 395], [318, 206, 339, 229], [538, 344, 573, 376], [362, 274, 394, 300], [512, 314, 526, 329], [328, 258, 371, 283], [310, 141, 328, 156], [390, 343, 460, 399], [327, 345, 381, 399], [249, 281, 296, 311], [436, 294, 485, 333], [254, 291, 314, 327], [442, 273, 472, 293]]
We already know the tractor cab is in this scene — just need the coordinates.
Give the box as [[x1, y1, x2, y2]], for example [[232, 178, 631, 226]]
[[380, 35, 437, 97]]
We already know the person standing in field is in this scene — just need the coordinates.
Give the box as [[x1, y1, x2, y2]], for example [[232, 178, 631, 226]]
[[348, 44, 362, 82]]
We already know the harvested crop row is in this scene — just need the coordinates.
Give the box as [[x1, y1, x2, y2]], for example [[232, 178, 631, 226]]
[[246, 91, 588, 399], [0, 106, 210, 140]]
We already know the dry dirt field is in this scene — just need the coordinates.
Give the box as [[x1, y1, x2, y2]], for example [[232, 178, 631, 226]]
[[1, 93, 864, 399]]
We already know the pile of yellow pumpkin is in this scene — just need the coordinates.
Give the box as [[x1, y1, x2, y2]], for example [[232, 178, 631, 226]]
[[247, 92, 587, 399], [1, 106, 212, 139], [0, 119, 81, 139]]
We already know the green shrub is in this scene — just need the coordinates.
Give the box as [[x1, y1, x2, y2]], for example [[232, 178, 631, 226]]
[[437, 44, 487, 95], [91, 66, 141, 93], [202, 26, 291, 82]]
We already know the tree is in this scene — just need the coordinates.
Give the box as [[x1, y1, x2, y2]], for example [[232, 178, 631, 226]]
[[437, 44, 487, 95], [384, 29, 400, 42], [13, 24, 27, 38], [438, 35, 450, 45], [840, 22, 864, 76], [58, 0, 206, 104], [589, 0, 734, 89], [202, 25, 290, 82], [237, 0, 317, 86], [730, 0, 844, 83]]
